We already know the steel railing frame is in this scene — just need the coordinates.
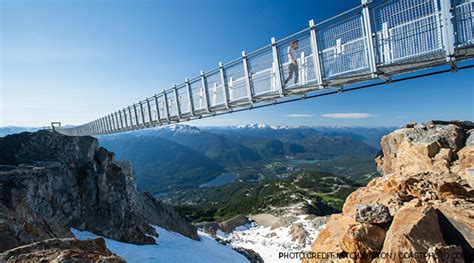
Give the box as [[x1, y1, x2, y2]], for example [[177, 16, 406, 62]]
[[53, 0, 474, 136]]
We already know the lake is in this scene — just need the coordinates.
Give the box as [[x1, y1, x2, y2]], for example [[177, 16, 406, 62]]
[[199, 173, 238, 188]]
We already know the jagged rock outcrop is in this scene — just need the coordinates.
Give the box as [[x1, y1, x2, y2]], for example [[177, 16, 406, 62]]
[[289, 223, 308, 245], [355, 204, 392, 224], [0, 237, 125, 262], [305, 121, 474, 263], [195, 215, 251, 237], [233, 247, 264, 263], [0, 130, 198, 254]]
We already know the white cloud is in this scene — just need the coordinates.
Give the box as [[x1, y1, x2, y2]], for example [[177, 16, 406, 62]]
[[321, 113, 376, 119], [285, 114, 312, 118]]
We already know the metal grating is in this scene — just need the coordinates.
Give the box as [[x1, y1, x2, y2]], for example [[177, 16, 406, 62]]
[[454, 0, 474, 48], [373, 0, 444, 66], [318, 14, 369, 79]]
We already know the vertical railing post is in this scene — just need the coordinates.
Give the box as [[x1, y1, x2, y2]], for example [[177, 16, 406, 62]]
[[123, 109, 128, 130], [128, 107, 133, 128], [138, 101, 145, 126], [200, 71, 210, 112], [102, 116, 109, 133], [308, 20, 324, 87], [146, 98, 154, 126], [219, 62, 230, 108], [107, 115, 112, 132], [91, 121, 96, 135], [173, 85, 182, 120], [111, 113, 118, 132], [271, 37, 284, 96], [133, 104, 139, 127], [107, 115, 113, 132], [114, 112, 120, 131], [96, 120, 100, 134], [91, 121, 95, 135], [110, 115, 115, 132], [106, 115, 112, 133], [361, 0, 377, 77], [109, 114, 115, 132], [118, 112, 123, 131], [98, 118, 104, 134], [113, 112, 118, 131], [163, 91, 170, 122], [440, 0, 456, 68], [185, 78, 195, 116], [94, 121, 98, 134], [242, 51, 254, 103], [153, 95, 161, 124]]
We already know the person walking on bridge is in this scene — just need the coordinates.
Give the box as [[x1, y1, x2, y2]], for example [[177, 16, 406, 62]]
[[284, 40, 299, 86]]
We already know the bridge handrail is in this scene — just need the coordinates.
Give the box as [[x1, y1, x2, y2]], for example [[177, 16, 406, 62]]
[[53, 0, 474, 136]]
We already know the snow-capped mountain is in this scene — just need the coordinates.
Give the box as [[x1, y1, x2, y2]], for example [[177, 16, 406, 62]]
[[144, 124, 202, 136], [235, 123, 293, 130]]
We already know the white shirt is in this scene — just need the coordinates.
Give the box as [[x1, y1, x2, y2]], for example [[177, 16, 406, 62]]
[[288, 45, 298, 63]]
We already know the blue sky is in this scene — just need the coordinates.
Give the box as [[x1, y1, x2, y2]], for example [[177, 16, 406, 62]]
[[1, 0, 473, 127]]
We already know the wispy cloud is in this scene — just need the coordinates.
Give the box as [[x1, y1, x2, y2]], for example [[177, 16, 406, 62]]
[[321, 113, 376, 119], [285, 114, 312, 118]]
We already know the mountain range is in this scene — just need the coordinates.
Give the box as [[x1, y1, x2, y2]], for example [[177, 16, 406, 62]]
[[0, 124, 395, 196]]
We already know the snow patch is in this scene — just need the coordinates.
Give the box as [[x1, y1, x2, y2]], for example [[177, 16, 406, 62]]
[[216, 215, 323, 263], [72, 226, 248, 263]]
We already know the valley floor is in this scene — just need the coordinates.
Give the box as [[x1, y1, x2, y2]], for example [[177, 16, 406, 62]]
[[72, 226, 249, 263]]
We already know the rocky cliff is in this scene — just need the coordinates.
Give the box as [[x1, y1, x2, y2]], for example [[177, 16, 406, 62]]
[[305, 121, 474, 263], [0, 130, 198, 255]]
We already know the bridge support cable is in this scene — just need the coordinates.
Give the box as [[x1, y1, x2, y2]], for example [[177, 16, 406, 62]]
[[52, 0, 474, 136]]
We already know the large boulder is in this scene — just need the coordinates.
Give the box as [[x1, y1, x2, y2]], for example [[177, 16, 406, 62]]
[[355, 204, 392, 224], [306, 121, 474, 263], [376, 122, 469, 176], [0, 237, 125, 262], [380, 206, 445, 261], [456, 143, 474, 189], [309, 214, 356, 259], [434, 202, 474, 260], [219, 215, 252, 233], [341, 223, 385, 257]]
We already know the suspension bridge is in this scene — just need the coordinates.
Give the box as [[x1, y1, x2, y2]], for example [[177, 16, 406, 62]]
[[53, 0, 474, 136]]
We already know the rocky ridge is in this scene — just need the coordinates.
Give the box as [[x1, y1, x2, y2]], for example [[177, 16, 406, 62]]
[[0, 130, 198, 256], [305, 121, 474, 263]]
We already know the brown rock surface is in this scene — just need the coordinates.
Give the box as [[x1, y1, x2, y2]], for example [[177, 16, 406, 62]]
[[380, 206, 445, 262], [306, 121, 474, 263], [310, 214, 355, 256], [341, 223, 385, 255], [0, 237, 125, 262]]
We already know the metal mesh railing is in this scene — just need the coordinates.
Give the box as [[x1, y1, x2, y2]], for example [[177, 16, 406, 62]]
[[53, 0, 474, 136], [455, 0, 474, 48], [373, 0, 444, 66], [319, 14, 370, 79]]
